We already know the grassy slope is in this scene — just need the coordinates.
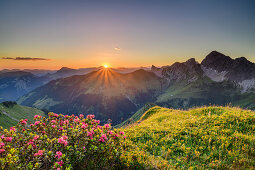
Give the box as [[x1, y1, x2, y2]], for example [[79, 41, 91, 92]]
[[156, 78, 255, 110], [123, 106, 255, 169], [0, 103, 45, 129]]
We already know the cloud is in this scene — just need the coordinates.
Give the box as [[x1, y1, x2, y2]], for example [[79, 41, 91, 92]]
[[1, 57, 50, 61], [114, 47, 121, 51], [2, 57, 13, 60]]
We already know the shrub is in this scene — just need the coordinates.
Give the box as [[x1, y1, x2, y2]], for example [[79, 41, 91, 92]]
[[0, 113, 128, 169], [1, 101, 17, 108]]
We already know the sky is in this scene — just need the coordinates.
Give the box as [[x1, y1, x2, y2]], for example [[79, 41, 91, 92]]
[[0, 0, 255, 70]]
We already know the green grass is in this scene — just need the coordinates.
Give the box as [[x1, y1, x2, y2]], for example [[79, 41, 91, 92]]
[[123, 106, 255, 169], [156, 78, 212, 102], [0, 103, 45, 129]]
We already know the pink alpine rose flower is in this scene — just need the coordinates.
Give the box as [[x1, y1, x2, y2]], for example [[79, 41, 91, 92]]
[[63, 120, 69, 125], [33, 135, 39, 140], [81, 124, 88, 129], [5, 137, 12, 142], [58, 136, 68, 146], [55, 151, 63, 159], [99, 134, 108, 142], [34, 115, 40, 119], [74, 118, 80, 123], [20, 119, 27, 125], [34, 150, 44, 157], [34, 121, 40, 126], [51, 120, 57, 124], [104, 124, 110, 129], [10, 127, 16, 132], [0, 149, 5, 154], [86, 114, 95, 119]]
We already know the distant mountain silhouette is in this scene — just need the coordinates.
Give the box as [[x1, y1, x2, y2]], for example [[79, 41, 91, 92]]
[[0, 71, 44, 102]]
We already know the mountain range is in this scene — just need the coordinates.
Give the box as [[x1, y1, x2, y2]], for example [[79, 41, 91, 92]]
[[0, 66, 148, 102], [18, 69, 163, 124], [1, 51, 254, 124]]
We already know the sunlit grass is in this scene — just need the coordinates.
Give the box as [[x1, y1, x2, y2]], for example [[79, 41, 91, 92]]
[[123, 106, 255, 169]]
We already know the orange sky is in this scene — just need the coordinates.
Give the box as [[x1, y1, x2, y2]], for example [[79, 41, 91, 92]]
[[1, 49, 255, 70]]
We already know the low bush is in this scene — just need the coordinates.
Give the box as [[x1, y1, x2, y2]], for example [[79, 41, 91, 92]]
[[0, 113, 128, 169], [1, 101, 17, 108]]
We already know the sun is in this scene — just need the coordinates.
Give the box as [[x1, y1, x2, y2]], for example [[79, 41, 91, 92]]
[[103, 64, 108, 68]]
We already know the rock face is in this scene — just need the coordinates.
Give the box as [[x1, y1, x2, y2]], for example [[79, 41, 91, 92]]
[[151, 65, 163, 77], [161, 58, 203, 83], [201, 51, 255, 83], [201, 51, 234, 72]]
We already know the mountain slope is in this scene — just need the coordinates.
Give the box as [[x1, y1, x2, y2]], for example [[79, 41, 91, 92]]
[[18, 68, 163, 124], [0, 67, 102, 102], [161, 58, 203, 83], [123, 106, 255, 169], [156, 77, 255, 110], [0, 102, 45, 129], [201, 51, 255, 82], [201, 51, 255, 92], [42, 67, 100, 80], [0, 71, 46, 102], [151, 56, 255, 110]]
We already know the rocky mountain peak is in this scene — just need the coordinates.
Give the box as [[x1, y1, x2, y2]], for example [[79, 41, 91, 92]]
[[161, 58, 203, 82], [55, 67, 77, 75], [151, 65, 160, 71], [201, 51, 233, 71], [58, 67, 75, 72], [184, 58, 197, 66], [201, 51, 255, 83], [60, 67, 71, 70], [234, 57, 253, 65]]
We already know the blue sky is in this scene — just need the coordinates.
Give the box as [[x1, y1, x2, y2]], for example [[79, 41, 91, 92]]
[[0, 0, 255, 69]]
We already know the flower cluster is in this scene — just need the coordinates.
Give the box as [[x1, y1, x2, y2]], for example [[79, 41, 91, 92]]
[[57, 136, 68, 146], [0, 113, 127, 169]]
